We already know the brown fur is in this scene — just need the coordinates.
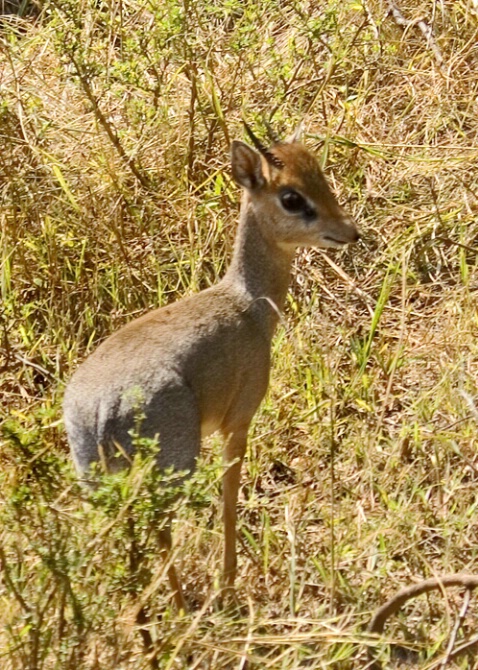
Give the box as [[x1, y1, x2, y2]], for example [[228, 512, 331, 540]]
[[64, 134, 359, 609]]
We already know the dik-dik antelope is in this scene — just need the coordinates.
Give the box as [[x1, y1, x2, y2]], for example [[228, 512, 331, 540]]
[[64, 124, 359, 609]]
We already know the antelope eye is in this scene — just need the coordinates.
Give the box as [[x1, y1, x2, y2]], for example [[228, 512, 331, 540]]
[[280, 190, 315, 219], [280, 190, 306, 212]]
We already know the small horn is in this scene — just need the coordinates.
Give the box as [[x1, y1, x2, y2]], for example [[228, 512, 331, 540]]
[[243, 121, 284, 170], [286, 121, 304, 144], [264, 120, 281, 145]]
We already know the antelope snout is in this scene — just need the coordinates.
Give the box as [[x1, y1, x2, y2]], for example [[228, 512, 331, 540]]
[[322, 215, 359, 247], [343, 216, 360, 244]]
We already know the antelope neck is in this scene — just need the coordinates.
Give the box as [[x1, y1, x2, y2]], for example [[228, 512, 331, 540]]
[[223, 200, 294, 332]]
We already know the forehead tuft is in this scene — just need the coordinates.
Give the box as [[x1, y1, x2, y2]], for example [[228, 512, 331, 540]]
[[268, 143, 326, 193]]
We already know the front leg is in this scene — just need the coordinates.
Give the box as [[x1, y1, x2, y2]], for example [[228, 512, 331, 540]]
[[222, 426, 249, 592]]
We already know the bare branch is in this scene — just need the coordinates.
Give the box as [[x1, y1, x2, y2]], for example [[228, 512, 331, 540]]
[[369, 573, 478, 634]]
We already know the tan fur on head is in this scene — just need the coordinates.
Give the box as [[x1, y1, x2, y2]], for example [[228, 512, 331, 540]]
[[231, 135, 358, 249]]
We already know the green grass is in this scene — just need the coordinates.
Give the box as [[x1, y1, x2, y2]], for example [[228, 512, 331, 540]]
[[1, 0, 478, 667]]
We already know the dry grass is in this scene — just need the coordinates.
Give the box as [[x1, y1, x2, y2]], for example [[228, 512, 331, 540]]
[[1, 0, 478, 667]]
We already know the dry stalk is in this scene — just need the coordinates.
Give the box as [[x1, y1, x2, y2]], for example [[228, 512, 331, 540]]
[[369, 574, 478, 668], [387, 0, 444, 67]]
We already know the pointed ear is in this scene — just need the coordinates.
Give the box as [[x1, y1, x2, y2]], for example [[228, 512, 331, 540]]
[[230, 141, 266, 191], [285, 121, 304, 144]]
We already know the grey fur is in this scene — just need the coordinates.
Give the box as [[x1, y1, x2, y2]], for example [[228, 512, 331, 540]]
[[64, 136, 359, 602]]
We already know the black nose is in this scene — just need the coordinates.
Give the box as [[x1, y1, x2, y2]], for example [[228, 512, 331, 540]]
[[344, 221, 360, 243], [342, 214, 360, 243]]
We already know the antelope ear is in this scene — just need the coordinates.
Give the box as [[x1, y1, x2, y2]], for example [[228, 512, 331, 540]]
[[285, 121, 304, 144], [231, 141, 266, 191]]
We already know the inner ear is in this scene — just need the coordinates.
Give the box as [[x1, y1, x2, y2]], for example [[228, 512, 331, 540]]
[[231, 141, 266, 191]]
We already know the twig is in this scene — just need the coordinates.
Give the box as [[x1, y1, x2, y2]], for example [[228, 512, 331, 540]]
[[329, 396, 336, 616], [427, 636, 478, 669], [318, 250, 375, 318], [369, 574, 478, 634], [440, 587, 471, 669], [459, 389, 478, 423], [442, 634, 478, 662], [434, 236, 478, 255], [0, 544, 31, 614], [361, 0, 381, 46], [238, 596, 254, 670], [13, 352, 52, 378], [387, 1, 444, 67], [368, 574, 478, 669], [61, 43, 151, 189]]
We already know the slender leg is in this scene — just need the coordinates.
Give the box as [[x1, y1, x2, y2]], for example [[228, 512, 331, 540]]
[[158, 523, 187, 612], [144, 386, 200, 612], [222, 427, 249, 592]]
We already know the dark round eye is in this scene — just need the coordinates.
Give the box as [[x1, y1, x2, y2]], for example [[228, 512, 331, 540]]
[[280, 190, 307, 213]]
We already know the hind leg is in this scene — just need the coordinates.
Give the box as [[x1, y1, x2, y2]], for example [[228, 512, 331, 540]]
[[142, 384, 201, 475], [142, 385, 202, 609]]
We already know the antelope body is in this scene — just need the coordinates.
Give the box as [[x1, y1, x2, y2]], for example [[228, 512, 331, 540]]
[[64, 128, 359, 608]]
